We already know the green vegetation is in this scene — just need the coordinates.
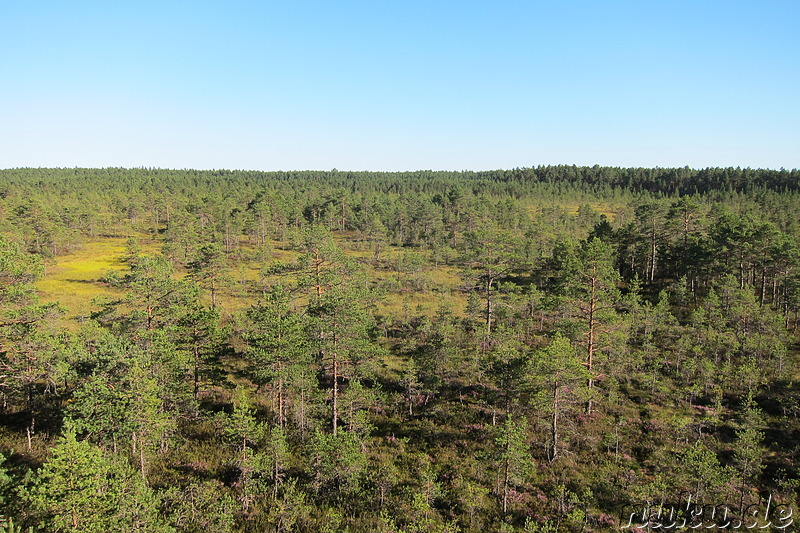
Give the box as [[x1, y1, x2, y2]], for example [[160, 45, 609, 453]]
[[0, 166, 798, 531]]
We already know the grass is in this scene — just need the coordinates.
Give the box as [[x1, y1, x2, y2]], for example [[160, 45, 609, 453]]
[[36, 237, 159, 328], [376, 263, 469, 319], [35, 235, 472, 330], [377, 290, 468, 319], [560, 202, 621, 221]]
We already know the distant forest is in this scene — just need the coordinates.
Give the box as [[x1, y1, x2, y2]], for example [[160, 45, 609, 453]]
[[0, 166, 798, 532]]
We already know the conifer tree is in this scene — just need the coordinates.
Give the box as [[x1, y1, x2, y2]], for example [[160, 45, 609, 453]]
[[0, 235, 63, 448], [531, 333, 586, 461], [560, 238, 622, 413], [496, 415, 533, 515], [21, 431, 173, 532], [244, 285, 309, 429]]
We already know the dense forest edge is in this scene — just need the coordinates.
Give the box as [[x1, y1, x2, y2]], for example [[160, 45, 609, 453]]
[[0, 166, 798, 531]]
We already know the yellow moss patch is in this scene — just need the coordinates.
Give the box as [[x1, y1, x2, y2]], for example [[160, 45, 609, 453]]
[[377, 291, 468, 318], [36, 238, 134, 326], [423, 266, 464, 288], [35, 236, 470, 328], [560, 203, 621, 221]]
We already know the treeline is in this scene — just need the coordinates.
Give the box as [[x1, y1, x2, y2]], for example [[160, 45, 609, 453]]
[[1, 167, 799, 315], [0, 167, 798, 531], [0, 166, 799, 250], [2, 165, 800, 195]]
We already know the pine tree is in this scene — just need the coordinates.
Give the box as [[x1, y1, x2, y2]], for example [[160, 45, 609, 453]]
[[734, 393, 765, 489], [96, 254, 199, 337], [163, 480, 236, 533], [0, 235, 63, 448], [496, 415, 533, 515], [187, 243, 231, 309], [560, 238, 623, 414], [243, 285, 309, 429], [308, 285, 383, 435], [21, 431, 173, 532], [462, 224, 522, 339], [531, 333, 586, 461]]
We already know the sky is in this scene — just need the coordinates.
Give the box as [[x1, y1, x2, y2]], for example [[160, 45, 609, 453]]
[[1, 1, 798, 171]]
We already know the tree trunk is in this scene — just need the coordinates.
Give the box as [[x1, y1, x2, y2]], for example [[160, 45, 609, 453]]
[[193, 346, 199, 401], [274, 457, 280, 498], [551, 382, 559, 461], [314, 249, 323, 297], [278, 372, 285, 429], [140, 443, 147, 482], [502, 439, 510, 514], [485, 276, 493, 339], [299, 388, 307, 440], [332, 356, 339, 436], [586, 277, 596, 414], [650, 224, 657, 283]]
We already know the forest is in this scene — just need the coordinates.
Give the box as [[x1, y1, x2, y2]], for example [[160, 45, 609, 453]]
[[0, 166, 798, 531]]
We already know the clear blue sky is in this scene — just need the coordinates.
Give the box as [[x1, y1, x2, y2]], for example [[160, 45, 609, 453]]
[[1, 1, 798, 171]]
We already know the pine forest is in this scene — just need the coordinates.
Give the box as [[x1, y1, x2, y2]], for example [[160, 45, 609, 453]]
[[0, 166, 799, 532]]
